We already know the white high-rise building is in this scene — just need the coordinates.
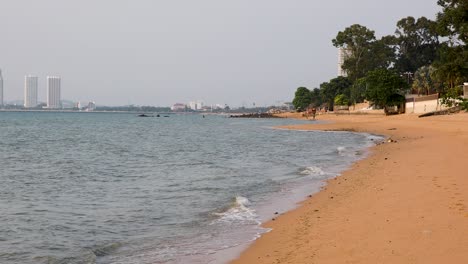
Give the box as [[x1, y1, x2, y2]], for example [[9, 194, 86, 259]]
[[24, 75, 38, 108], [188, 101, 204, 110], [338, 47, 351, 77], [47, 76, 61, 108], [0, 69, 3, 106]]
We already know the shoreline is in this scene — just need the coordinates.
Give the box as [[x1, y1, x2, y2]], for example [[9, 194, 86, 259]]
[[230, 112, 468, 264]]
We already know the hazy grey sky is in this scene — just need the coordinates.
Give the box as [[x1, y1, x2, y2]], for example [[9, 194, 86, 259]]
[[1, 0, 440, 106]]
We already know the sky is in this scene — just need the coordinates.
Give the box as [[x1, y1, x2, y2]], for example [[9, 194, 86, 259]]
[[1, 0, 441, 107]]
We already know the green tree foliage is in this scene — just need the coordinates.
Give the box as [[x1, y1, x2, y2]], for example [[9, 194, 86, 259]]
[[440, 84, 468, 112], [334, 94, 349, 106], [392, 16, 440, 74], [369, 37, 396, 71], [292, 87, 312, 111], [319, 82, 332, 109], [332, 24, 376, 81], [433, 44, 468, 88], [310, 88, 323, 107], [332, 24, 394, 81], [437, 0, 468, 45], [362, 69, 409, 108], [433, 0, 468, 89], [350, 78, 368, 104], [440, 85, 464, 107], [320, 76, 352, 110], [412, 65, 440, 95]]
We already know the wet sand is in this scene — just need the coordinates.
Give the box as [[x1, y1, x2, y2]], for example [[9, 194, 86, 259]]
[[231, 112, 468, 264]]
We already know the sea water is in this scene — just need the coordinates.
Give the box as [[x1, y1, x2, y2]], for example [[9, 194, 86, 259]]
[[0, 112, 381, 264]]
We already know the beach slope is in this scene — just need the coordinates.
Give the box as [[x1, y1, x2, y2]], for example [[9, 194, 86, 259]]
[[231, 113, 468, 264]]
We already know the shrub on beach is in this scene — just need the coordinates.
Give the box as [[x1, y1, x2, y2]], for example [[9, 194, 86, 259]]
[[441, 86, 468, 111]]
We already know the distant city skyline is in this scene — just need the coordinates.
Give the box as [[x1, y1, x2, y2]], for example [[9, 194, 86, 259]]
[[0, 0, 441, 106]]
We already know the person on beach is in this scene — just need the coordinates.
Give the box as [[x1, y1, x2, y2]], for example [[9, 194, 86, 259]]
[[311, 107, 316, 120]]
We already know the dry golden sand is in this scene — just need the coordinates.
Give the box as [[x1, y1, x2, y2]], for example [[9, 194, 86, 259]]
[[231, 112, 468, 264]]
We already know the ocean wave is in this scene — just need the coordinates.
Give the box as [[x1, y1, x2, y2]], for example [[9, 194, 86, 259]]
[[211, 196, 259, 225]]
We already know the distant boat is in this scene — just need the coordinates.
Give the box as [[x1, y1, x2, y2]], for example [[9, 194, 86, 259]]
[[137, 114, 151, 117]]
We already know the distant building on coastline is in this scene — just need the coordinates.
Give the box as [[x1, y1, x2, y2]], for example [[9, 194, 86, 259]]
[[87, 101, 96, 111], [171, 103, 186, 111], [47, 76, 61, 108], [188, 101, 204, 111], [283, 102, 294, 110], [0, 69, 3, 106], [188, 101, 197, 110], [337, 47, 351, 77], [75, 101, 96, 111], [24, 75, 39, 108]]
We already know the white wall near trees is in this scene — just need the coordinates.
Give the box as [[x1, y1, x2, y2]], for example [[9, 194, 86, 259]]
[[406, 99, 449, 114]]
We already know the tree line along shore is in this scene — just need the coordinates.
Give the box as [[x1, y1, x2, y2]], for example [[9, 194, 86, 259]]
[[292, 0, 467, 115]]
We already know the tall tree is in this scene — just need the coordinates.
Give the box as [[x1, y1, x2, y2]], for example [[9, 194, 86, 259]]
[[332, 24, 394, 81], [332, 24, 376, 81], [412, 66, 437, 95], [412, 65, 440, 95], [392, 16, 440, 74]]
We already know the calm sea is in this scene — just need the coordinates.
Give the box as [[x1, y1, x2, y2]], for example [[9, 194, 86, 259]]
[[0, 112, 381, 264]]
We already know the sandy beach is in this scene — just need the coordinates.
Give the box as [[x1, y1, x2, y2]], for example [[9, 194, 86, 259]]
[[231, 112, 468, 264]]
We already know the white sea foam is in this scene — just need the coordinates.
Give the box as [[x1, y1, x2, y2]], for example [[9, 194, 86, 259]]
[[235, 196, 250, 207], [212, 196, 259, 225], [337, 146, 346, 154], [299, 166, 325, 177]]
